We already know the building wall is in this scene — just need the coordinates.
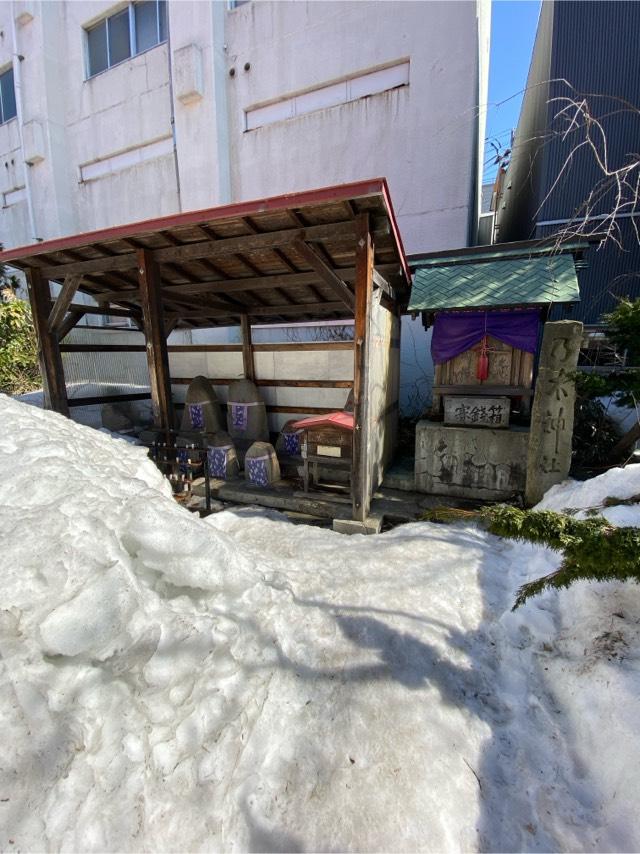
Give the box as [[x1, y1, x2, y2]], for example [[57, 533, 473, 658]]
[[0, 0, 488, 253], [0, 0, 490, 414]]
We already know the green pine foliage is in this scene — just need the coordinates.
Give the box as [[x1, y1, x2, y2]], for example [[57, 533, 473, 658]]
[[572, 389, 621, 467], [0, 293, 41, 395], [603, 298, 640, 365], [571, 297, 640, 469], [423, 503, 640, 610]]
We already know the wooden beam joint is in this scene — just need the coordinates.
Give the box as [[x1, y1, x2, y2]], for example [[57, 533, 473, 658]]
[[293, 239, 355, 311]]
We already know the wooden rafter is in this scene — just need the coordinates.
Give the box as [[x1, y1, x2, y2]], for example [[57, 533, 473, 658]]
[[170, 300, 346, 320], [372, 268, 397, 302], [293, 240, 355, 310], [58, 309, 86, 341], [37, 220, 383, 279], [47, 274, 83, 333], [66, 303, 141, 319], [95, 263, 400, 304]]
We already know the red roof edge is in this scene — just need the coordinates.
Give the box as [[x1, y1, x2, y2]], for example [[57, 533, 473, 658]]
[[379, 177, 411, 285], [0, 178, 410, 284]]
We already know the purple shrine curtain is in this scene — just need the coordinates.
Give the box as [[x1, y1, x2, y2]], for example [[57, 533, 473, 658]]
[[430, 309, 541, 365]]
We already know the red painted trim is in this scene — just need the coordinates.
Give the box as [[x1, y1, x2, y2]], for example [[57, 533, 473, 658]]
[[379, 177, 411, 284], [0, 178, 409, 284]]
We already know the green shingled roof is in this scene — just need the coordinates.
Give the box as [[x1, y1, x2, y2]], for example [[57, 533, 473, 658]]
[[408, 252, 580, 312]]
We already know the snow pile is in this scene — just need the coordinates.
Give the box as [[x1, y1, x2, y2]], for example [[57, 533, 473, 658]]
[[1, 394, 639, 852], [537, 463, 640, 526]]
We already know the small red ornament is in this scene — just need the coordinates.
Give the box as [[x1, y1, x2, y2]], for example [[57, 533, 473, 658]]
[[476, 335, 490, 381]]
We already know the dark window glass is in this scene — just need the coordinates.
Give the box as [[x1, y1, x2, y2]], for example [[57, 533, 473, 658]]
[[87, 2, 167, 79], [108, 8, 131, 66], [0, 68, 17, 124], [134, 1, 158, 53], [87, 19, 108, 76]]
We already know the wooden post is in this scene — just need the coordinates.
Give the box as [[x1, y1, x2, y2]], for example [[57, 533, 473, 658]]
[[240, 313, 255, 381], [137, 248, 174, 431], [26, 267, 69, 416], [352, 212, 373, 523]]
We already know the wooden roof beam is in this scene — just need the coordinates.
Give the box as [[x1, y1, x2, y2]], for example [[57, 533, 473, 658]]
[[293, 240, 355, 310], [120, 233, 242, 309], [172, 300, 347, 320], [248, 300, 349, 318], [96, 263, 401, 305], [66, 303, 142, 318], [47, 274, 83, 334], [58, 309, 86, 341], [37, 220, 390, 279], [372, 268, 397, 302]]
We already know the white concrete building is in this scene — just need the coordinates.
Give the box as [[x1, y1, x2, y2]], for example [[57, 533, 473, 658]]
[[0, 0, 490, 412]]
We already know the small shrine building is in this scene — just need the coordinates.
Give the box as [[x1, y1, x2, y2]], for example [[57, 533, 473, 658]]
[[408, 240, 587, 505]]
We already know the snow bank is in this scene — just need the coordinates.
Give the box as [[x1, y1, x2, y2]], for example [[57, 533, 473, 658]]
[[536, 464, 640, 526], [0, 394, 639, 852]]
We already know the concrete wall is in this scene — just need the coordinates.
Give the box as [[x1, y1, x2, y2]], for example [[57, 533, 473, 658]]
[[0, 0, 490, 414], [170, 343, 353, 434], [0, 0, 489, 249], [61, 327, 353, 434]]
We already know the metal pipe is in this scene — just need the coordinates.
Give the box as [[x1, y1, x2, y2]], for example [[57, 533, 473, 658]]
[[10, 1, 39, 243], [165, 6, 183, 213]]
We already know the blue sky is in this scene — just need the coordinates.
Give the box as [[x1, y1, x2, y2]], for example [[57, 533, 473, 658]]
[[484, 0, 542, 184]]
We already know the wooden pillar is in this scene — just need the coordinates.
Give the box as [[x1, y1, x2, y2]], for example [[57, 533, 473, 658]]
[[137, 248, 174, 431], [352, 212, 374, 522], [26, 267, 69, 416], [240, 313, 255, 381]]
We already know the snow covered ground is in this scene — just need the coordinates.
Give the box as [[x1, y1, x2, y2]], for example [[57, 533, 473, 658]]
[[1, 393, 639, 853]]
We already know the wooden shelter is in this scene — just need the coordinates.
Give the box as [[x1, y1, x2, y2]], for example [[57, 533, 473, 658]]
[[0, 179, 410, 523]]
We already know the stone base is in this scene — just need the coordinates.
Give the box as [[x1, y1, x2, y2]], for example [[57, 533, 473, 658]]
[[332, 516, 383, 535], [382, 456, 416, 492], [415, 420, 528, 501]]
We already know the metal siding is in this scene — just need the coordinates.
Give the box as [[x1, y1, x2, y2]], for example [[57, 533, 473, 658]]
[[540, 1, 640, 222], [498, 0, 640, 323], [540, 221, 640, 323]]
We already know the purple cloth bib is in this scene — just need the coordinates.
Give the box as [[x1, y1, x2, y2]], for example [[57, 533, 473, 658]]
[[230, 403, 248, 431], [207, 446, 228, 479], [283, 431, 301, 455], [188, 403, 205, 430], [246, 455, 269, 487]]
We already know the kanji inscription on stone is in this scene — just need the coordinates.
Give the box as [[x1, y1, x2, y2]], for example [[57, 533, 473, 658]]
[[444, 395, 510, 429], [526, 321, 583, 506]]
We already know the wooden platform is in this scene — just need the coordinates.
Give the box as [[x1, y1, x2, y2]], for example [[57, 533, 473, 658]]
[[192, 475, 476, 527]]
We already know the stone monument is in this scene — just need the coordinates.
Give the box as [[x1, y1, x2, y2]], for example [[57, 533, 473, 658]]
[[179, 375, 224, 435], [525, 320, 583, 505]]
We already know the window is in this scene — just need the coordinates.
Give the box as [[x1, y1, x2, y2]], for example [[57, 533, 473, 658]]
[[85, 1, 167, 78], [0, 67, 17, 125]]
